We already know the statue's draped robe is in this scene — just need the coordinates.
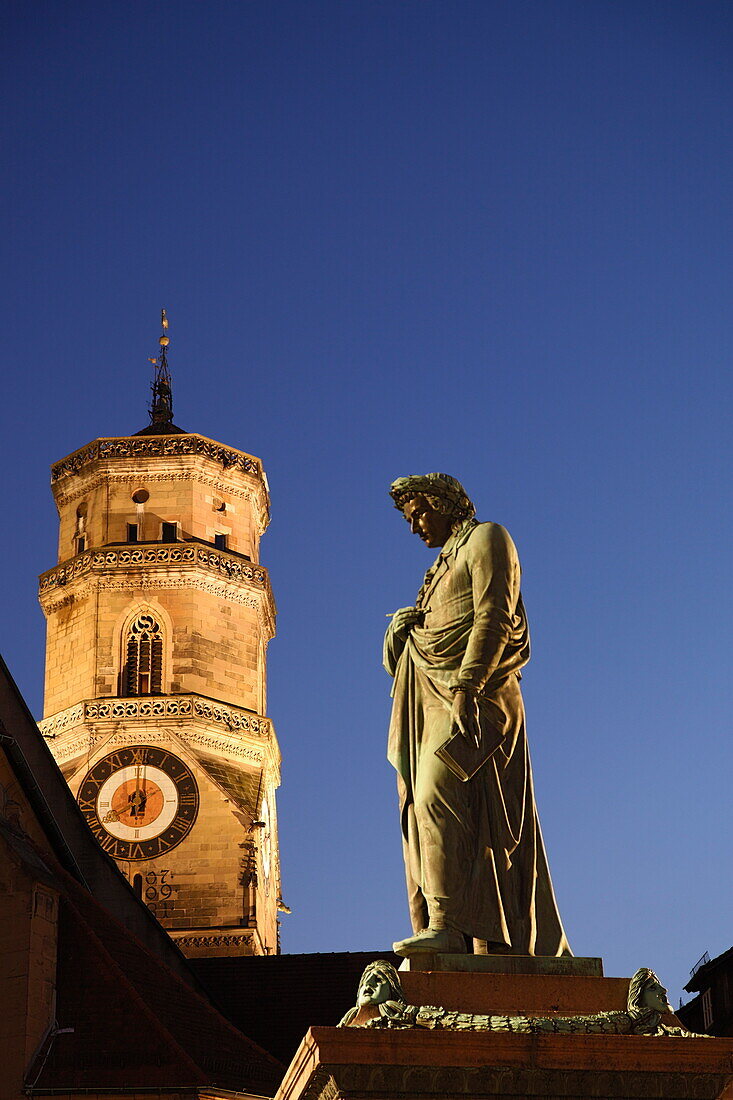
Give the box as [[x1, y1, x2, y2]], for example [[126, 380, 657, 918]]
[[384, 519, 570, 955]]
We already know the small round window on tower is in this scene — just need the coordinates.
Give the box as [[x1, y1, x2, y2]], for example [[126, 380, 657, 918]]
[[132, 489, 150, 504]]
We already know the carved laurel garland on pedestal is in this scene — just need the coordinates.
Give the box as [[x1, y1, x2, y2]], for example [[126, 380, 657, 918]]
[[340, 961, 705, 1039]]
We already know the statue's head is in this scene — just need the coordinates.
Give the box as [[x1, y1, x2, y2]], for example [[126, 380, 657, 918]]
[[389, 473, 475, 548], [356, 960, 405, 1008], [627, 968, 673, 1018]]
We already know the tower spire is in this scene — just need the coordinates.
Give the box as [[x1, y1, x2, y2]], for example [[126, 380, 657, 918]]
[[148, 309, 174, 430]]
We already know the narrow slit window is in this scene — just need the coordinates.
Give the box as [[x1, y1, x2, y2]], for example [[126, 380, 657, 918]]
[[161, 522, 177, 542], [127, 523, 138, 543], [76, 536, 86, 554], [214, 533, 227, 550], [122, 613, 164, 696]]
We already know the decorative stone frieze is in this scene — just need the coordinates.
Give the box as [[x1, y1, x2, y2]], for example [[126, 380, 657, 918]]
[[41, 693, 272, 739], [52, 433, 262, 483], [39, 703, 85, 735], [38, 543, 275, 631], [40, 694, 278, 782], [171, 932, 254, 950], [39, 543, 269, 593]]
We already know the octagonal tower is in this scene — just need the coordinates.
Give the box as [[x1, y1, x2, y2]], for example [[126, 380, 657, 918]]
[[39, 318, 284, 958]]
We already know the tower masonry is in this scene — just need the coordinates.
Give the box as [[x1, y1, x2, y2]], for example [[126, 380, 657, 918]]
[[39, 321, 283, 958]]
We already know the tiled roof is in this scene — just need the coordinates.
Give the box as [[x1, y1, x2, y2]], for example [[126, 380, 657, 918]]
[[134, 421, 188, 435]]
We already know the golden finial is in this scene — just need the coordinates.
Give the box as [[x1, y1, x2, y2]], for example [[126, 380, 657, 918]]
[[159, 308, 170, 348], [148, 308, 174, 429]]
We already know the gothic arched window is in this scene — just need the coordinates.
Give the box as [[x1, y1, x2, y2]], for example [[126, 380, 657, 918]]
[[122, 613, 164, 696]]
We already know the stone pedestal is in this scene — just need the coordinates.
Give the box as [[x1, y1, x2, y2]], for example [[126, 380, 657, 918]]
[[276, 957, 733, 1100], [398, 952, 604, 976]]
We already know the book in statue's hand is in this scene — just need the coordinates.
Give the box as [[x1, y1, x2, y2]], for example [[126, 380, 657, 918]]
[[435, 723, 506, 782]]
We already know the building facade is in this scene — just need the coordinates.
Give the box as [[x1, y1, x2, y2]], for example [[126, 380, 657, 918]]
[[679, 949, 733, 1037], [39, 334, 283, 958]]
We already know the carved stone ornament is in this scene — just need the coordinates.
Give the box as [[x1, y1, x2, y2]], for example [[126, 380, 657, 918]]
[[40, 693, 272, 738], [40, 695, 277, 776], [39, 544, 270, 595], [51, 434, 262, 483], [172, 932, 254, 949], [339, 960, 707, 1038], [37, 545, 276, 634]]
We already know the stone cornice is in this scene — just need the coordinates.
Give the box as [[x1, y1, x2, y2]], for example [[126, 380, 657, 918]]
[[52, 433, 263, 483], [40, 693, 281, 776], [169, 931, 254, 951], [40, 692, 270, 736], [38, 542, 276, 630]]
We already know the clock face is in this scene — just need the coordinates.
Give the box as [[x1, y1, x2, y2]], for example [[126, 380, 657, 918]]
[[78, 745, 199, 861]]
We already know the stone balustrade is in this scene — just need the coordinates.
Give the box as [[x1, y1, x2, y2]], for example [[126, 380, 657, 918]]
[[38, 542, 272, 598]]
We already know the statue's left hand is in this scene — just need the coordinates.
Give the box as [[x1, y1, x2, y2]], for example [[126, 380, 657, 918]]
[[450, 691, 481, 748]]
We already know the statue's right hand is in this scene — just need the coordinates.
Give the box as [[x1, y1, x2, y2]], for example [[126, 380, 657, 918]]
[[389, 606, 423, 639]]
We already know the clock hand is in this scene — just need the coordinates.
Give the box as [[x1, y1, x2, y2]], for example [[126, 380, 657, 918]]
[[129, 786, 148, 817]]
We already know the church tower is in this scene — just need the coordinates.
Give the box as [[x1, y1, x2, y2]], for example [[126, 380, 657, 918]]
[[39, 315, 283, 958]]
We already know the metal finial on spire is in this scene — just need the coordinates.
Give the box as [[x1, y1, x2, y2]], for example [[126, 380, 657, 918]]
[[148, 309, 174, 430]]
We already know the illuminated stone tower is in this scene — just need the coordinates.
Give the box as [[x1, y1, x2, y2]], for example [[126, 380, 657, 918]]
[[39, 314, 283, 957]]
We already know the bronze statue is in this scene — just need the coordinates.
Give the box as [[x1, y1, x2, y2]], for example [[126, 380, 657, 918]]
[[384, 474, 570, 957], [340, 960, 703, 1037]]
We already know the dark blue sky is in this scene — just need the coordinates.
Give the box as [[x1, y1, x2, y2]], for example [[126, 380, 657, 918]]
[[2, 1, 733, 1001]]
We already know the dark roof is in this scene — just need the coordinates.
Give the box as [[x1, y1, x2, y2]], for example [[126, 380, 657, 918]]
[[0, 816, 60, 887], [28, 867, 283, 1095], [0, 654, 196, 988], [685, 945, 733, 992], [190, 950, 401, 1067], [134, 421, 188, 435]]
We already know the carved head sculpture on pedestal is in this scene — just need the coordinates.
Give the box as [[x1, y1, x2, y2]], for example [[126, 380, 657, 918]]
[[627, 968, 674, 1022]]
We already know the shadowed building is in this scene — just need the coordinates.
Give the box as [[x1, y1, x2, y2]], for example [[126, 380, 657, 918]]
[[0, 652, 284, 1100], [679, 950, 733, 1037]]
